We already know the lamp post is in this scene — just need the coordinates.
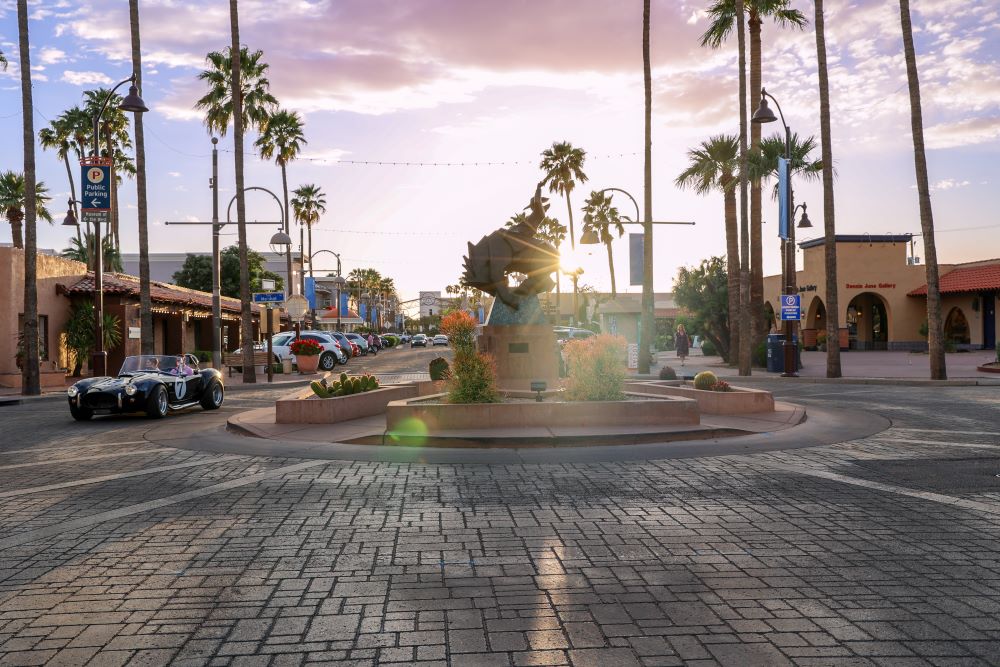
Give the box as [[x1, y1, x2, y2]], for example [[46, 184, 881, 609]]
[[752, 88, 810, 377], [68, 74, 147, 377]]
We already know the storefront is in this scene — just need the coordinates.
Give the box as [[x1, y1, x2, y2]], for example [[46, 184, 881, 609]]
[[763, 235, 1000, 351]]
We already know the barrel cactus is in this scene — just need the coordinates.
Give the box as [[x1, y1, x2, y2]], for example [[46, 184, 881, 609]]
[[693, 371, 718, 391]]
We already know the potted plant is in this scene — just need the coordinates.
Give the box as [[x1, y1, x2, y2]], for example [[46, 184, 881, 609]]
[[290, 338, 323, 374]]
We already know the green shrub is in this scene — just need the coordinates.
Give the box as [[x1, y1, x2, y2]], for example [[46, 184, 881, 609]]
[[693, 371, 718, 390], [448, 352, 499, 404], [700, 339, 717, 356], [385, 335, 399, 347], [564, 334, 626, 401], [659, 365, 677, 380], [311, 373, 380, 398], [752, 341, 767, 368], [429, 357, 450, 380]]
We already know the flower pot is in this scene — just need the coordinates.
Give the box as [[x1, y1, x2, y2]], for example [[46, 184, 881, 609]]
[[297, 354, 319, 374]]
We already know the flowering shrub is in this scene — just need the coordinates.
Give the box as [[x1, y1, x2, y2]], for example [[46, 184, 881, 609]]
[[289, 338, 323, 356], [440, 310, 478, 354], [710, 379, 732, 392], [563, 334, 626, 401]]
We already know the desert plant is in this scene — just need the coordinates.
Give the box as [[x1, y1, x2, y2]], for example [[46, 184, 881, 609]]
[[700, 339, 717, 356], [63, 300, 122, 376], [693, 371, 718, 390], [440, 310, 477, 354], [563, 334, 626, 401], [448, 352, 499, 404], [710, 379, 733, 392], [311, 373, 380, 398], [659, 365, 677, 380], [429, 357, 450, 380]]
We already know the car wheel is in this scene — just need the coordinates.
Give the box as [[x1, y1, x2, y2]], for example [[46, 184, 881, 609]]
[[200, 380, 224, 410], [319, 352, 337, 371], [70, 404, 93, 421], [146, 385, 168, 419]]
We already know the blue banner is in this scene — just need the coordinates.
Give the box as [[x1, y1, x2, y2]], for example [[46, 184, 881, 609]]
[[477, 306, 485, 324], [340, 292, 349, 317], [778, 157, 790, 240], [629, 233, 644, 286], [304, 277, 316, 310], [359, 303, 367, 320]]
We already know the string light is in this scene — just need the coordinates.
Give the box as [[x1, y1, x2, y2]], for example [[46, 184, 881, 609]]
[[219, 148, 640, 167]]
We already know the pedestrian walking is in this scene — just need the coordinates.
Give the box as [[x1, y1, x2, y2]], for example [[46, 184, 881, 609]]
[[675, 324, 690, 366], [367, 333, 377, 355]]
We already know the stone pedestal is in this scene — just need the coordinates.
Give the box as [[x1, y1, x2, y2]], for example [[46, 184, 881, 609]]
[[478, 324, 559, 392]]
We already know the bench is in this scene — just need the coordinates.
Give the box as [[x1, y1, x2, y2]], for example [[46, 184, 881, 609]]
[[223, 350, 273, 377]]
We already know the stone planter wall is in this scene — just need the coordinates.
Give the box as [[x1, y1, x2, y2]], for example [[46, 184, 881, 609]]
[[386, 392, 699, 432], [626, 380, 774, 415], [276, 384, 417, 424]]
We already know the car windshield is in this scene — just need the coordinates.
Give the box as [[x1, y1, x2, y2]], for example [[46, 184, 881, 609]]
[[120, 355, 183, 375]]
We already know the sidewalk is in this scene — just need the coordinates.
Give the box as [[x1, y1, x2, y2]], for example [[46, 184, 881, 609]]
[[657, 349, 999, 380]]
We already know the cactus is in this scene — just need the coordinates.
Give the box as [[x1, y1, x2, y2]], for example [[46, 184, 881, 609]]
[[310, 381, 331, 398], [693, 371, 718, 391], [429, 357, 450, 380], [340, 372, 349, 385]]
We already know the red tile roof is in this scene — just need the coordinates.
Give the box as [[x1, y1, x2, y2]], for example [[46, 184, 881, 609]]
[[60, 272, 264, 314], [317, 306, 361, 320], [909, 263, 1000, 296]]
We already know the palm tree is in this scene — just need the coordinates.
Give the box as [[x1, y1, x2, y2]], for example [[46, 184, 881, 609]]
[[17, 0, 40, 395], [675, 136, 740, 364], [581, 191, 625, 297], [38, 116, 81, 243], [899, 0, 945, 379], [701, 0, 807, 351], [748, 134, 824, 196], [640, 0, 654, 374], [256, 108, 306, 296], [195, 46, 278, 137], [735, 0, 751, 375], [61, 233, 124, 273], [129, 0, 154, 356], [83, 88, 134, 250], [291, 183, 327, 287], [813, 0, 841, 378], [0, 171, 53, 249], [540, 140, 588, 303]]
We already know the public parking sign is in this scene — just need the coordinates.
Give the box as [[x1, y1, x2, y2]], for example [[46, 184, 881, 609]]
[[780, 293, 801, 321], [81, 157, 112, 211]]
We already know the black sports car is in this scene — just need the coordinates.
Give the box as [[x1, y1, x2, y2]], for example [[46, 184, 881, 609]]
[[67, 354, 225, 421]]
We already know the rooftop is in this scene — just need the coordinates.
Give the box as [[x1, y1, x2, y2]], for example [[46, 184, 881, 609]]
[[59, 272, 267, 314], [799, 234, 913, 249], [908, 263, 1000, 296]]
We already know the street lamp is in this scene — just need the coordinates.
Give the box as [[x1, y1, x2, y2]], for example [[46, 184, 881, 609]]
[[752, 87, 798, 377], [88, 74, 148, 377]]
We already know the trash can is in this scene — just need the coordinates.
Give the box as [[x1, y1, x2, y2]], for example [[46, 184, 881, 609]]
[[766, 333, 784, 372]]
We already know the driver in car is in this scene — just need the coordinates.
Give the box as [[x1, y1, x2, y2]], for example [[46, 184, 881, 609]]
[[143, 357, 159, 371]]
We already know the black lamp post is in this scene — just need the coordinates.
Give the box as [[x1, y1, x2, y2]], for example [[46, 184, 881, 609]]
[[752, 87, 799, 377]]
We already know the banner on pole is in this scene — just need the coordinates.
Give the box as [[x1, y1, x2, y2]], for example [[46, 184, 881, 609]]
[[339, 292, 349, 317], [629, 233, 644, 286], [778, 157, 790, 240], [304, 277, 316, 310]]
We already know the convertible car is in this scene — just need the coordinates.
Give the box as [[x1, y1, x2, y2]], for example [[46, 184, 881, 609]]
[[67, 354, 224, 421]]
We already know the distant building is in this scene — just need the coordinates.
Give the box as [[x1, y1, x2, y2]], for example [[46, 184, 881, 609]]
[[419, 291, 443, 318]]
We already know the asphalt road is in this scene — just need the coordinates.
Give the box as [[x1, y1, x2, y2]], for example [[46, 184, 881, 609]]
[[1, 362, 999, 666]]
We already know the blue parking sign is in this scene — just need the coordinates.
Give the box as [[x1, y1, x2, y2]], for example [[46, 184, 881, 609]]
[[780, 293, 801, 321], [81, 158, 112, 211]]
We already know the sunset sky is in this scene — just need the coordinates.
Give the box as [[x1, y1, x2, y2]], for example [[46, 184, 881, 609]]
[[1, 0, 998, 304]]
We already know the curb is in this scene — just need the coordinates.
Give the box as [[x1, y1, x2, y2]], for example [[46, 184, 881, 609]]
[[700, 375, 1000, 387]]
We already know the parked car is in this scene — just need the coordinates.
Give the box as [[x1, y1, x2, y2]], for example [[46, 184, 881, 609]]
[[345, 332, 370, 355], [400, 334, 411, 343], [330, 331, 359, 358], [432, 334, 449, 346], [554, 327, 596, 345], [259, 331, 346, 371], [411, 334, 428, 348], [67, 354, 224, 421]]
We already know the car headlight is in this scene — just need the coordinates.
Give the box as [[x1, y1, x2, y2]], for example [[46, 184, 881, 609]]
[[67, 386, 79, 398], [124, 383, 137, 396]]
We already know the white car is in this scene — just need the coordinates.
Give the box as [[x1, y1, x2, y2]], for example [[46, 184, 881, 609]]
[[432, 334, 449, 346], [268, 331, 347, 371]]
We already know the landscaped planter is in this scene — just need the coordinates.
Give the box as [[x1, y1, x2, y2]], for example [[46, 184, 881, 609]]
[[276, 384, 417, 424], [977, 362, 1000, 374], [296, 354, 319, 374], [385, 391, 699, 432], [626, 380, 774, 415]]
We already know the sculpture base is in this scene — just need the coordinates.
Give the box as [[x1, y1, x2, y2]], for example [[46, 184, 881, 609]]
[[478, 324, 559, 392]]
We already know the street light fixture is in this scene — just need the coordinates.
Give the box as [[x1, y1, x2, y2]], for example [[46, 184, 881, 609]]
[[795, 203, 812, 229], [752, 87, 798, 377], [579, 228, 600, 245], [269, 228, 292, 251]]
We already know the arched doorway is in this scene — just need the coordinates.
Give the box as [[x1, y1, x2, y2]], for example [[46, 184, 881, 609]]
[[804, 296, 826, 349], [944, 307, 970, 346], [847, 292, 889, 350]]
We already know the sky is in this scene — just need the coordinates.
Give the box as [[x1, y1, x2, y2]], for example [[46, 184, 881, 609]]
[[1, 0, 998, 308]]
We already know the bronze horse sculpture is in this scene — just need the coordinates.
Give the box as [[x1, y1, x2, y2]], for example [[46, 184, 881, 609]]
[[462, 182, 559, 309]]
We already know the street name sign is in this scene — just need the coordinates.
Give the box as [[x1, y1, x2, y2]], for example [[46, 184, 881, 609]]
[[780, 293, 801, 321], [80, 157, 113, 211], [252, 292, 285, 304]]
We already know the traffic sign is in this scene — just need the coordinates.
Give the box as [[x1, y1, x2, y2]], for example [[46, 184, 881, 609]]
[[285, 294, 309, 321], [80, 157, 112, 211], [252, 292, 285, 304], [780, 293, 801, 321]]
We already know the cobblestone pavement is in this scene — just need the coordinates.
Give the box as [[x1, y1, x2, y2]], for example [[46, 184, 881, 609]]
[[0, 377, 999, 666]]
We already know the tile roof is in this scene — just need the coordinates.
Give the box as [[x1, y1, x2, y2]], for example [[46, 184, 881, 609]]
[[317, 306, 362, 320], [60, 272, 264, 314], [908, 263, 1000, 296]]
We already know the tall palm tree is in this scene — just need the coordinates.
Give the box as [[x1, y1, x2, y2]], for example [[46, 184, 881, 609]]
[[129, 0, 154, 356], [701, 0, 807, 350], [227, 0, 255, 383], [675, 136, 740, 364], [540, 140, 588, 304], [195, 46, 278, 137], [899, 0, 945, 379], [735, 0, 751, 375], [640, 0, 654, 374], [0, 172, 53, 248], [38, 116, 81, 243], [83, 88, 134, 250], [581, 191, 625, 297], [256, 108, 306, 296], [17, 0, 39, 395], [291, 183, 327, 286], [748, 134, 824, 196], [813, 0, 840, 378]]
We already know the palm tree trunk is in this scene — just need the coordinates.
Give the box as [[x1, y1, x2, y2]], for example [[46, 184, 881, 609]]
[[62, 154, 81, 244], [564, 193, 576, 250], [749, 12, 764, 355], [724, 179, 740, 365], [230, 0, 255, 384], [736, 0, 751, 376], [281, 161, 292, 297], [814, 0, 841, 378], [130, 0, 153, 356], [9, 213, 24, 249], [900, 0, 945, 379], [606, 241, 617, 297], [17, 0, 40, 395], [639, 0, 654, 374]]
